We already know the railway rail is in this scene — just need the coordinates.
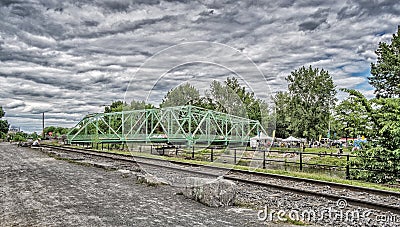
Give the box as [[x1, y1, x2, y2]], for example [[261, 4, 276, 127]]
[[39, 144, 400, 215]]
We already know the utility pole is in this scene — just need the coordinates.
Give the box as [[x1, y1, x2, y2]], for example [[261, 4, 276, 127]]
[[328, 100, 331, 140], [42, 112, 45, 138]]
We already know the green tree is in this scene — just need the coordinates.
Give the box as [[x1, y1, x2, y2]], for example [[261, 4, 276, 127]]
[[160, 83, 200, 108], [273, 92, 291, 138], [12, 131, 28, 142], [192, 97, 217, 110], [372, 98, 400, 150], [44, 126, 70, 136], [369, 25, 400, 98], [0, 107, 9, 138], [206, 77, 272, 135], [337, 76, 400, 183], [0, 106, 4, 118], [334, 89, 373, 139], [104, 101, 126, 113], [102, 101, 127, 134], [30, 132, 39, 140], [207, 79, 246, 117], [284, 66, 337, 140], [351, 98, 400, 183], [207, 77, 265, 122], [128, 99, 154, 110]]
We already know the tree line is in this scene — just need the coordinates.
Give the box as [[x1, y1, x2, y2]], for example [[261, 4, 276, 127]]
[[0, 107, 9, 139]]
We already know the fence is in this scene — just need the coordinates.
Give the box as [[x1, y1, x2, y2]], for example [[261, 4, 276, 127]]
[[71, 142, 398, 180]]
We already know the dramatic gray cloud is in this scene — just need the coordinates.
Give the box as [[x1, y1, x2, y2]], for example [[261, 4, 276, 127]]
[[0, 0, 399, 133]]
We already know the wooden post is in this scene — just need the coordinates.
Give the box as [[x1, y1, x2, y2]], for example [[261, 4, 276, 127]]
[[346, 154, 350, 179], [299, 151, 303, 171], [234, 149, 237, 164], [263, 149, 266, 169]]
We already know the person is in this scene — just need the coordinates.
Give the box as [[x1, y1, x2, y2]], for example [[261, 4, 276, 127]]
[[339, 142, 343, 154], [32, 138, 41, 147]]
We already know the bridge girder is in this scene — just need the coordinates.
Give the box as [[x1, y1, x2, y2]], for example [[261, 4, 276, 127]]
[[67, 105, 266, 146]]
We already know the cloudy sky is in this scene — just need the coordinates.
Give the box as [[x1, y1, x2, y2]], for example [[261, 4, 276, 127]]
[[0, 0, 399, 133]]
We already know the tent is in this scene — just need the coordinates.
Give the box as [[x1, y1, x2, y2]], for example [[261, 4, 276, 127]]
[[250, 133, 273, 148], [282, 136, 301, 142]]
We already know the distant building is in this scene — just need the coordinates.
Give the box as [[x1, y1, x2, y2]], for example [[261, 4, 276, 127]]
[[8, 126, 20, 134]]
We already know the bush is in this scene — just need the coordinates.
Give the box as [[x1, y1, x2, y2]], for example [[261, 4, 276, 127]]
[[13, 134, 27, 142], [350, 147, 400, 183], [350, 98, 400, 183]]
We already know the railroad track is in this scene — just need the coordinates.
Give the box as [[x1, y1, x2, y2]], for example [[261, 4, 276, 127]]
[[39, 144, 400, 214]]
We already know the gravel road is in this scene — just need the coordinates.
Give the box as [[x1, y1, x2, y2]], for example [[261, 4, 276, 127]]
[[0, 143, 273, 226]]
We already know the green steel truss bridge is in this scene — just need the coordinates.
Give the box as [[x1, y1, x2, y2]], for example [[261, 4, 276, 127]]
[[66, 105, 266, 146]]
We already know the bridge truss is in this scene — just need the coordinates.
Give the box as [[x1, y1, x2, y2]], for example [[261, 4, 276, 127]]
[[66, 105, 266, 146]]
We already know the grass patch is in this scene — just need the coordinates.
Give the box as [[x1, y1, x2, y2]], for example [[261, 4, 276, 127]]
[[307, 156, 347, 167], [272, 147, 301, 152], [280, 215, 308, 226], [237, 159, 251, 166], [303, 147, 352, 154], [271, 147, 352, 154]]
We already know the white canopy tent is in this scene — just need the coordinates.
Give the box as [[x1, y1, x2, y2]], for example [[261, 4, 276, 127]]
[[282, 136, 301, 142], [250, 133, 273, 148]]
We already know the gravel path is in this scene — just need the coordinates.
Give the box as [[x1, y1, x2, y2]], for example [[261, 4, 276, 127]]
[[0, 143, 276, 226]]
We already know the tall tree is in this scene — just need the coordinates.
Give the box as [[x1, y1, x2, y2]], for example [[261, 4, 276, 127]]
[[334, 89, 373, 139], [127, 99, 154, 110], [284, 66, 337, 140], [273, 92, 291, 138], [207, 79, 246, 117], [0, 107, 9, 138], [369, 25, 400, 98], [44, 126, 70, 136], [338, 62, 400, 183], [0, 106, 4, 118], [160, 83, 200, 108], [351, 98, 400, 183], [103, 101, 127, 134], [104, 100, 126, 113], [207, 77, 264, 122]]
